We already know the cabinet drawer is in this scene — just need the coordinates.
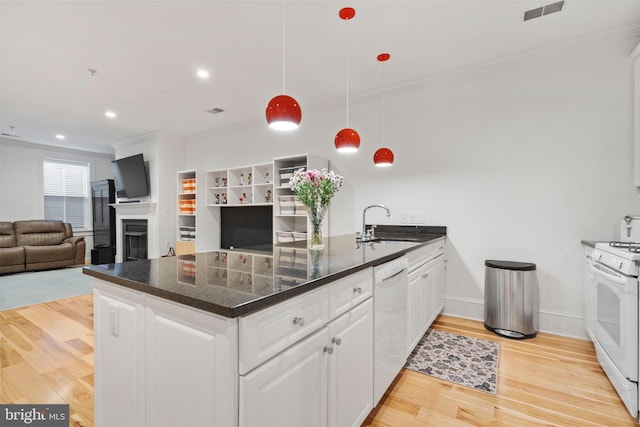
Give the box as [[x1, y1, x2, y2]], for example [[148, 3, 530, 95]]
[[239, 286, 329, 375], [328, 268, 373, 320], [407, 238, 445, 271]]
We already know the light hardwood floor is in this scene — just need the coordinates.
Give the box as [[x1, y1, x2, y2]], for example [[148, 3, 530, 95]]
[[1, 296, 637, 426]]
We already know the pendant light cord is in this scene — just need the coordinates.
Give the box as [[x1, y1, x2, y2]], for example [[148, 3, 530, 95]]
[[281, 0, 286, 94], [345, 17, 350, 126], [382, 61, 385, 145]]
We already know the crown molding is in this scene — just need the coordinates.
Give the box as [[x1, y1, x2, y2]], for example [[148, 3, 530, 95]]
[[311, 23, 640, 113], [0, 136, 115, 158]]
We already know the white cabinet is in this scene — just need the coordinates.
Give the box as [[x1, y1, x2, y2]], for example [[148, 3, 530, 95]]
[[407, 263, 430, 351], [176, 169, 196, 255], [239, 328, 329, 427], [424, 255, 445, 332], [93, 280, 238, 427], [145, 296, 238, 427], [94, 285, 145, 427], [328, 268, 373, 319], [239, 268, 374, 427], [632, 42, 640, 186], [327, 299, 374, 427], [239, 286, 329, 375], [406, 238, 446, 353]]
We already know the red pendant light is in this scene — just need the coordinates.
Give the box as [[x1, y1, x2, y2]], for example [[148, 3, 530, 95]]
[[266, 95, 301, 131], [266, 2, 301, 131], [374, 53, 394, 167], [335, 7, 360, 153], [374, 147, 394, 167]]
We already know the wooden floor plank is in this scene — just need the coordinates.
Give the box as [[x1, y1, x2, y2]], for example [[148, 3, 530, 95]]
[[1, 296, 638, 427], [365, 314, 639, 426]]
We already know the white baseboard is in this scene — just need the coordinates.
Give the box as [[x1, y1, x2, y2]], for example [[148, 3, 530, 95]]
[[443, 296, 588, 340]]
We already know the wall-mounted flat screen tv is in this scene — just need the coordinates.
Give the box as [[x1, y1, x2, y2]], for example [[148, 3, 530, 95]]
[[111, 153, 150, 199]]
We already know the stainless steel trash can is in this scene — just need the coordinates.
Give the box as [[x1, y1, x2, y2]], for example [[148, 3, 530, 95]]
[[484, 260, 537, 339]]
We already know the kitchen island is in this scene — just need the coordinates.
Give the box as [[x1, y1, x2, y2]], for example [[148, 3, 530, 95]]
[[83, 231, 446, 427]]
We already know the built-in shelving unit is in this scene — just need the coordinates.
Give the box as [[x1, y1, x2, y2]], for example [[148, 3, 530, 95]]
[[177, 170, 197, 255], [192, 154, 328, 251], [273, 154, 328, 244], [206, 162, 274, 207]]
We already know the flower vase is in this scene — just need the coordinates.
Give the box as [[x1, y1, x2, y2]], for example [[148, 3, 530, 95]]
[[308, 205, 327, 251]]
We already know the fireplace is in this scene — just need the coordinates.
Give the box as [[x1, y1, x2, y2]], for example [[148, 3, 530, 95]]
[[122, 219, 148, 261]]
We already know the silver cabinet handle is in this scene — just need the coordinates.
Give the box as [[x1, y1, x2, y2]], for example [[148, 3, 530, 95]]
[[353, 287, 363, 294], [332, 337, 342, 345], [292, 317, 305, 327], [324, 345, 334, 354]]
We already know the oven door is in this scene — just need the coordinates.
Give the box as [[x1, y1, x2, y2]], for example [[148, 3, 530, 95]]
[[589, 261, 638, 382]]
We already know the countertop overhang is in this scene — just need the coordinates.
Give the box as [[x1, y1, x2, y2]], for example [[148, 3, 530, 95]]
[[83, 231, 445, 318]]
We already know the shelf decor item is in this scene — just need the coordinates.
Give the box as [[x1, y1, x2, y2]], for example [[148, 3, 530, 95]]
[[289, 168, 344, 250]]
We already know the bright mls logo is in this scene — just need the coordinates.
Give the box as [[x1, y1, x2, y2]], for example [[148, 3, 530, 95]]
[[0, 405, 68, 426]]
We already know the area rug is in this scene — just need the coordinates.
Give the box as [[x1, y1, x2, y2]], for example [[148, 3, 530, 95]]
[[0, 267, 93, 311], [405, 329, 500, 394]]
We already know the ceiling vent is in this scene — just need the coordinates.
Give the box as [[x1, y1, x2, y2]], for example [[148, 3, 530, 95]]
[[523, 0, 564, 21], [206, 108, 225, 115]]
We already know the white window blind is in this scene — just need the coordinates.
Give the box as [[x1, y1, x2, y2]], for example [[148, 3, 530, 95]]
[[43, 159, 89, 229]]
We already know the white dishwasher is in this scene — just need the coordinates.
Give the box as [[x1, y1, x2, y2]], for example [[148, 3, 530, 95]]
[[373, 256, 409, 406]]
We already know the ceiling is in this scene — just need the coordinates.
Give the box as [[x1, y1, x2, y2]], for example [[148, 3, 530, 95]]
[[1, 1, 640, 155]]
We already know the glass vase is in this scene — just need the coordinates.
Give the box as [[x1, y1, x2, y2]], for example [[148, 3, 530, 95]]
[[307, 205, 327, 251]]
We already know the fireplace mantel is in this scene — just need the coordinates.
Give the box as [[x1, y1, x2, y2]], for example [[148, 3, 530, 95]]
[[112, 202, 158, 262], [110, 202, 156, 215]]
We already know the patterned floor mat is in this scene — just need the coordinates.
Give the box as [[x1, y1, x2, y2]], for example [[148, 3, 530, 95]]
[[405, 329, 499, 394]]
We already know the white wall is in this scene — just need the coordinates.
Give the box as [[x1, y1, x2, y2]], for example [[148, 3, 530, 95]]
[[186, 34, 640, 338], [0, 138, 115, 257]]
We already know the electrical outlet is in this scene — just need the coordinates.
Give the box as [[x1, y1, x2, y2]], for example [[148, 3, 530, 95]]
[[165, 241, 171, 248], [400, 213, 408, 224], [409, 213, 425, 224]]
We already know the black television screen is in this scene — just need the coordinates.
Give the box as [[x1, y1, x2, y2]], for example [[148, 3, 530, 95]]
[[111, 154, 149, 199]]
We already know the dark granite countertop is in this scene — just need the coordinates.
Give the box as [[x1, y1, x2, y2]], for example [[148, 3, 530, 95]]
[[83, 230, 446, 318]]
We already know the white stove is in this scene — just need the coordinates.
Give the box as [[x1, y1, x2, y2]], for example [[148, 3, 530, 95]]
[[593, 242, 640, 277], [588, 241, 639, 419]]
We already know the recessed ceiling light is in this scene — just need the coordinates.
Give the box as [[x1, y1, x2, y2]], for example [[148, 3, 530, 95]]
[[55, 134, 65, 140], [196, 69, 210, 79], [105, 111, 116, 118]]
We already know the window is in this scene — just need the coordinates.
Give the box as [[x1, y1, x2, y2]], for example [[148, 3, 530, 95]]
[[43, 159, 90, 230]]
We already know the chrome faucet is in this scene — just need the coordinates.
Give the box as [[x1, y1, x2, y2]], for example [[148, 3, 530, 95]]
[[361, 204, 391, 241]]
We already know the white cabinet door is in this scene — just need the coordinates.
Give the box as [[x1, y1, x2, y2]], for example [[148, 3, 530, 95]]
[[239, 286, 329, 374], [407, 266, 425, 352], [240, 327, 329, 427], [93, 285, 145, 427], [327, 299, 374, 427], [426, 256, 446, 329], [145, 296, 238, 427], [328, 268, 373, 320]]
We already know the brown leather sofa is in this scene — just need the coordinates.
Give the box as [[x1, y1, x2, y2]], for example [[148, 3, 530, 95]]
[[0, 220, 86, 274]]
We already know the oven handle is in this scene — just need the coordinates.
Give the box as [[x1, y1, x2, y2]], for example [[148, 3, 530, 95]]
[[590, 262, 631, 288]]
